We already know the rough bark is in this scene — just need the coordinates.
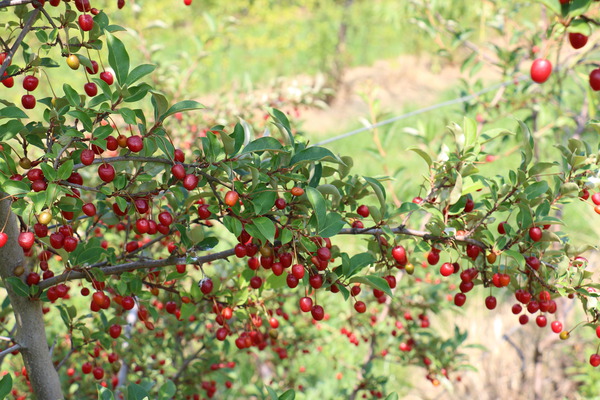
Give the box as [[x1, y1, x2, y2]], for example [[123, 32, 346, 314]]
[[0, 195, 64, 399]]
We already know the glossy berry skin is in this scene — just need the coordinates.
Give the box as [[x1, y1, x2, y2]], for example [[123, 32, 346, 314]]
[[78, 14, 94, 31], [18, 232, 34, 250], [590, 69, 600, 91], [98, 163, 115, 182], [109, 324, 122, 339], [26, 272, 40, 286], [82, 203, 96, 217], [274, 198, 286, 210], [568, 32, 588, 49], [354, 301, 366, 313], [121, 296, 135, 310], [311, 305, 325, 321], [551, 321, 563, 334], [0, 232, 8, 248], [529, 227, 542, 242], [200, 278, 213, 295], [183, 174, 199, 190], [535, 315, 547, 328], [86, 60, 99, 75], [100, 71, 114, 85], [198, 205, 211, 219], [158, 211, 173, 226], [591, 354, 600, 367], [485, 296, 497, 310], [530, 59, 552, 83], [224, 191, 240, 207], [250, 276, 262, 289], [84, 82, 97, 97], [454, 293, 466, 307], [80, 149, 95, 165], [357, 205, 370, 218], [439, 262, 454, 277], [23, 75, 39, 91], [171, 164, 185, 180], [391, 245, 407, 265], [299, 297, 313, 312], [126, 135, 143, 152], [21, 94, 36, 109]]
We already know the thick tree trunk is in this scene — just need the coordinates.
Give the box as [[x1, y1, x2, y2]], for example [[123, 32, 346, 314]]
[[0, 195, 64, 399]]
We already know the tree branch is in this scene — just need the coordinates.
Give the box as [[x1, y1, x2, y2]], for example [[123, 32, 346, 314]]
[[0, 343, 21, 358], [338, 225, 487, 248], [38, 248, 236, 290], [0, 7, 40, 80], [0, 0, 34, 8]]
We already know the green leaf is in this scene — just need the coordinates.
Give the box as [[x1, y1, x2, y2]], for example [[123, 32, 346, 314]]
[[535, 0, 561, 14], [223, 215, 243, 237], [63, 83, 81, 107], [39, 162, 57, 182], [504, 249, 525, 266], [160, 100, 204, 122], [449, 174, 463, 205], [409, 147, 432, 167], [349, 275, 393, 297], [6, 277, 30, 297], [290, 147, 339, 165], [266, 387, 279, 400], [126, 64, 156, 86], [1, 179, 29, 196], [306, 186, 326, 231], [250, 217, 276, 244], [567, 18, 592, 35], [252, 190, 278, 215], [364, 176, 386, 210], [278, 389, 296, 400], [0, 106, 28, 119], [347, 253, 376, 277], [126, 383, 149, 400], [158, 380, 176, 399], [524, 181, 549, 200], [568, 0, 592, 17], [463, 116, 477, 148], [57, 159, 74, 181], [0, 373, 12, 400], [518, 120, 533, 168], [318, 212, 346, 238], [241, 137, 283, 154], [384, 393, 399, 400], [106, 31, 130, 86]]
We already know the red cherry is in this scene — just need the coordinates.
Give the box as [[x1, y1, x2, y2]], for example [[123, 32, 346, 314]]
[[82, 362, 92, 374], [63, 236, 78, 252], [121, 296, 135, 310], [591, 354, 600, 367], [86, 60, 99, 75], [126, 135, 143, 152], [250, 276, 262, 289], [485, 296, 497, 310], [354, 301, 366, 313], [158, 211, 173, 226], [109, 324, 122, 338], [80, 149, 95, 165], [535, 315, 547, 328], [82, 203, 96, 216], [311, 305, 325, 321], [198, 204, 211, 219], [100, 71, 114, 85], [74, 0, 91, 12], [551, 321, 563, 333], [309, 274, 323, 289], [391, 245, 407, 265], [568, 32, 588, 49], [184, 0, 192, 5], [529, 227, 542, 242], [454, 293, 466, 307], [22, 75, 39, 91], [78, 14, 94, 31], [299, 297, 313, 312], [427, 250, 439, 265], [275, 198, 286, 209], [0, 232, 8, 248], [26, 272, 40, 286], [174, 148, 185, 162], [18, 232, 34, 250], [439, 262, 454, 277], [92, 367, 104, 380], [497, 222, 507, 234], [98, 163, 115, 182], [183, 174, 198, 190], [224, 191, 240, 207], [316, 247, 331, 261], [200, 278, 213, 295], [84, 82, 97, 97], [592, 192, 600, 205], [357, 205, 370, 218], [511, 304, 522, 314], [530, 59, 552, 83], [463, 198, 474, 212], [466, 244, 481, 260], [21, 94, 36, 109], [590, 69, 600, 91], [171, 164, 185, 180]]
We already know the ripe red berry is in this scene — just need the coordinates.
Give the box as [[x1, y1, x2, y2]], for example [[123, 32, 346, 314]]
[[86, 60, 99, 75], [551, 321, 563, 334], [184, 0, 192, 5], [530, 58, 552, 83], [121, 296, 135, 310], [200, 278, 213, 295], [82, 203, 96, 217], [82, 362, 92, 374], [497, 222, 507, 234], [109, 324, 122, 338], [21, 94, 36, 109], [171, 164, 185, 180], [84, 82, 97, 97], [485, 296, 497, 310], [454, 293, 466, 307], [354, 301, 366, 313], [427, 250, 439, 265], [100, 71, 114, 85], [158, 211, 173, 226], [250, 276, 262, 289], [26, 272, 40, 286], [463, 197, 474, 212], [98, 163, 115, 182], [590, 354, 600, 367], [63, 236, 78, 252], [80, 149, 95, 165], [183, 174, 199, 190], [316, 247, 331, 261], [22, 75, 39, 91], [0, 232, 8, 248], [92, 367, 104, 380], [299, 297, 313, 312], [309, 274, 323, 289], [198, 204, 211, 219], [126, 135, 143, 152], [311, 305, 325, 321], [357, 205, 369, 218], [391, 245, 407, 265], [274, 198, 286, 210], [18, 232, 34, 250], [569, 32, 588, 49], [439, 262, 454, 277], [535, 315, 547, 328], [224, 191, 240, 207], [529, 226, 542, 242], [78, 14, 94, 31]]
